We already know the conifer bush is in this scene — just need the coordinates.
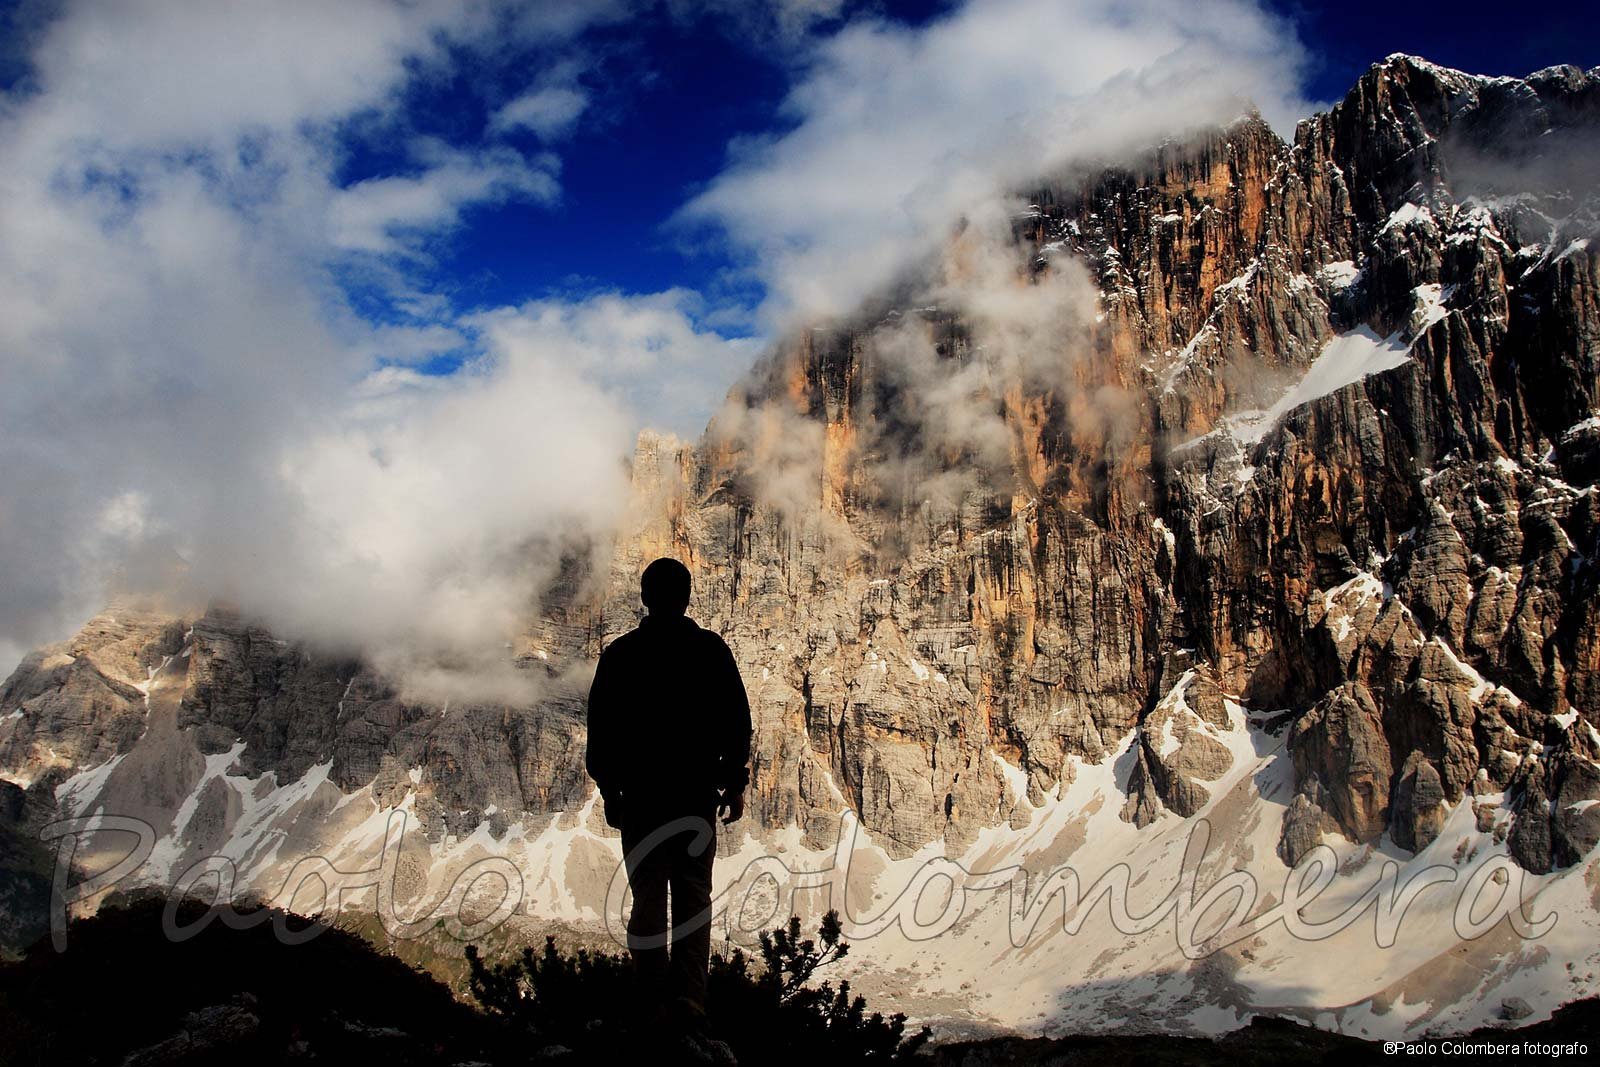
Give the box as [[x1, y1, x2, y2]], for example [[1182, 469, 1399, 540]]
[[467, 909, 931, 1063]]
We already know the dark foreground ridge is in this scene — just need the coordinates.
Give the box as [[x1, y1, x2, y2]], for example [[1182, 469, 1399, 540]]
[[0, 900, 1594, 1065]]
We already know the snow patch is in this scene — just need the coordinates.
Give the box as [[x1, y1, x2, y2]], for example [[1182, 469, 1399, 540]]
[[1412, 283, 1454, 332], [1319, 260, 1360, 289], [335, 677, 355, 721], [1152, 518, 1177, 553], [990, 751, 1032, 806], [1381, 202, 1433, 233], [1554, 237, 1592, 263], [1160, 323, 1219, 395], [147, 741, 248, 876], [1561, 414, 1600, 441], [1431, 637, 1493, 702], [55, 753, 128, 814], [1227, 327, 1410, 445], [1214, 259, 1260, 298]]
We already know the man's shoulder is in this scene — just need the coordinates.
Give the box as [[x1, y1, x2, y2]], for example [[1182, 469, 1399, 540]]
[[696, 629, 740, 671], [598, 627, 645, 660], [602, 617, 732, 658], [691, 623, 732, 652]]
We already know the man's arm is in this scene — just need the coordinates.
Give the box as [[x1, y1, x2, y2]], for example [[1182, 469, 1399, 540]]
[[585, 646, 624, 825], [711, 637, 753, 822]]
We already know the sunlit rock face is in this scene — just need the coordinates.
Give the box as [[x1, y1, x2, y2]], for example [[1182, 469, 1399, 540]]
[[3, 55, 1600, 1034], [621, 55, 1600, 866]]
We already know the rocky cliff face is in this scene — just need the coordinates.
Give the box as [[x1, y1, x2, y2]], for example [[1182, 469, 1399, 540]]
[[610, 54, 1600, 871], [3, 55, 1599, 1035]]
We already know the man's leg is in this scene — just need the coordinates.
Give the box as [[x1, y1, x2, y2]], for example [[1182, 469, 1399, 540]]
[[667, 811, 717, 1017], [621, 823, 671, 1010]]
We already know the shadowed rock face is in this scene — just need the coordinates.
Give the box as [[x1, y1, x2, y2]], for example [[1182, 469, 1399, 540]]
[[1287, 681, 1393, 847], [2, 57, 1598, 879]]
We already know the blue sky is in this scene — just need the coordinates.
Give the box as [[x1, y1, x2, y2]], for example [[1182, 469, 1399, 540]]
[[335, 0, 1599, 328], [0, 0, 1593, 671], [328, 2, 938, 339], [5, 0, 1587, 381]]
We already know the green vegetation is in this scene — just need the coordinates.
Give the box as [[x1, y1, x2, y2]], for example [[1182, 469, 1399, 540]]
[[467, 909, 931, 1062]]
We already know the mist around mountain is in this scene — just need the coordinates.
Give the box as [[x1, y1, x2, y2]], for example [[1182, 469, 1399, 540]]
[[2, 52, 1600, 1050]]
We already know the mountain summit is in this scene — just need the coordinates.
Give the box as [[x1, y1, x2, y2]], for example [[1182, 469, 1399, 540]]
[[3, 55, 1599, 1037]]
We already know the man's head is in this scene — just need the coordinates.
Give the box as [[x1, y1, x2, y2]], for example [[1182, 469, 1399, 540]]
[[640, 557, 692, 616]]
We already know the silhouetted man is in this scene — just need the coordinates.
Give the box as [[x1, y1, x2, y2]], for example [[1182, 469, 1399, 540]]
[[586, 557, 752, 1030]]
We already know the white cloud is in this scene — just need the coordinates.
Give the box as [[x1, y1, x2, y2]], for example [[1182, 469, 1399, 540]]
[[0, 0, 642, 695], [363, 323, 469, 365], [707, 202, 1110, 522], [471, 290, 758, 438], [0, 640, 24, 688], [328, 143, 562, 253], [667, 0, 849, 46], [771, 0, 848, 38], [19, 1, 548, 153], [250, 341, 636, 697], [490, 86, 591, 139], [17, 0, 634, 148], [188, 288, 752, 695], [679, 0, 1313, 327]]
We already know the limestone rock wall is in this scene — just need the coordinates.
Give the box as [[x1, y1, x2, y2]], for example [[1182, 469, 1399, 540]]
[[3, 57, 1598, 877]]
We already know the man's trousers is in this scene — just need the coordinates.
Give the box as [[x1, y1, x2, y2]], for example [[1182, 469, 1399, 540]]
[[620, 811, 717, 1013]]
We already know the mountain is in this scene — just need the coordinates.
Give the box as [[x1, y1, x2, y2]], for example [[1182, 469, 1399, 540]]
[[3, 55, 1599, 1038]]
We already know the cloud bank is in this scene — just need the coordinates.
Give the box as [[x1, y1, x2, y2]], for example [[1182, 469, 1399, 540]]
[[0, 0, 741, 695], [707, 199, 1105, 534], [680, 0, 1313, 327]]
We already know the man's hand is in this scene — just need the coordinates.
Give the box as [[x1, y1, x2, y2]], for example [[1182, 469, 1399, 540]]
[[601, 790, 626, 830], [717, 790, 745, 825]]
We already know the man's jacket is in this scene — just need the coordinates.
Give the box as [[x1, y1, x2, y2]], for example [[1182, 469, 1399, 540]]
[[585, 614, 752, 820]]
